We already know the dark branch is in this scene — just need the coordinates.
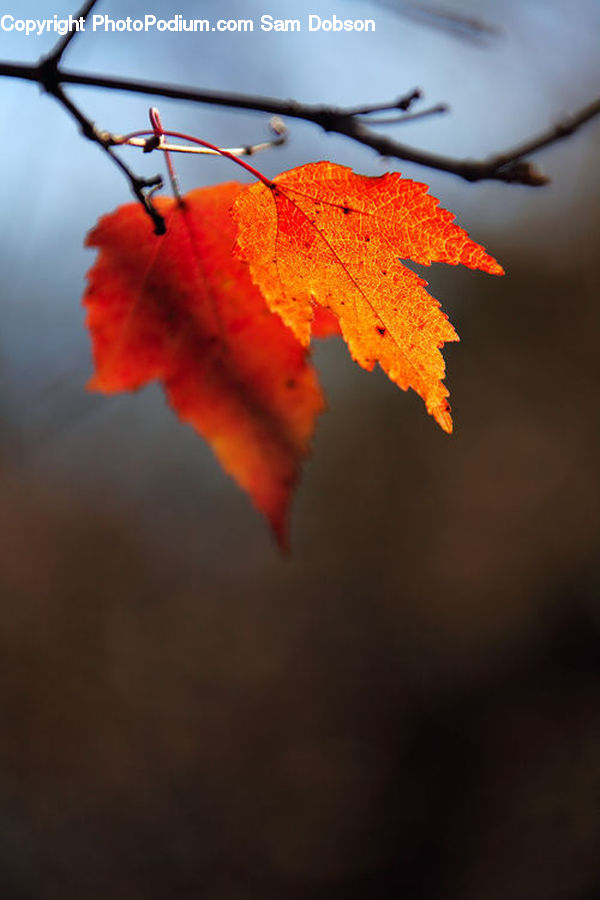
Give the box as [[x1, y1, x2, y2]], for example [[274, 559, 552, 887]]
[[1, 59, 598, 189], [343, 88, 423, 116], [33, 3, 167, 233], [361, 103, 448, 125], [43, 77, 166, 233], [41, 0, 99, 69]]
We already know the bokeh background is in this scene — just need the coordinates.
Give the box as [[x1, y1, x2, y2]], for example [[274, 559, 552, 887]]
[[1, 1, 599, 897]]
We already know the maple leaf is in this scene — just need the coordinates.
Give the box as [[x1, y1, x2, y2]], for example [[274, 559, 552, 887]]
[[233, 161, 503, 432], [83, 182, 324, 548], [311, 304, 342, 339]]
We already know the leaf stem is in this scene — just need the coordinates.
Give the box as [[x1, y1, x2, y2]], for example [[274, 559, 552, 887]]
[[149, 107, 181, 200]]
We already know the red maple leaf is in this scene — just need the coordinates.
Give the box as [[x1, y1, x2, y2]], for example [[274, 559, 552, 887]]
[[83, 181, 325, 548], [234, 161, 503, 432]]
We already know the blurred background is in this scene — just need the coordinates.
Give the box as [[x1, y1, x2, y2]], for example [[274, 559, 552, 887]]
[[1, 1, 599, 897]]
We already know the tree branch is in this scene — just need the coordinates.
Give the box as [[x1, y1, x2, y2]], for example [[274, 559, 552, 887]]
[[41, 0, 99, 69], [47, 82, 166, 233], [1, 58, 598, 190], [30, 5, 168, 234]]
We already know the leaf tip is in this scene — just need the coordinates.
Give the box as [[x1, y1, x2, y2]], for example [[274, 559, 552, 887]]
[[487, 259, 505, 277], [434, 402, 454, 434], [269, 505, 292, 554], [85, 373, 101, 392]]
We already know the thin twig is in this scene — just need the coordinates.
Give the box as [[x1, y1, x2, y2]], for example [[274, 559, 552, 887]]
[[114, 135, 287, 157], [343, 88, 422, 116], [360, 103, 448, 125], [33, 2, 168, 232], [46, 81, 166, 232], [41, 0, 99, 68], [149, 107, 180, 199]]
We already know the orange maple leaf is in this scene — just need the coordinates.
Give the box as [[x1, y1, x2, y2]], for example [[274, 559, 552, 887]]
[[83, 182, 324, 548], [233, 161, 504, 432]]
